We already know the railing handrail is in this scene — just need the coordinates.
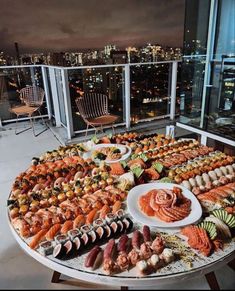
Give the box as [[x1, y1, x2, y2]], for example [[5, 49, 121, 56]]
[[0, 60, 182, 70]]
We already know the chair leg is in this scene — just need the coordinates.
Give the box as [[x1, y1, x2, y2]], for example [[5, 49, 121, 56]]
[[15, 115, 32, 135], [38, 109, 48, 128], [112, 125, 115, 135], [85, 124, 89, 137], [30, 115, 37, 137]]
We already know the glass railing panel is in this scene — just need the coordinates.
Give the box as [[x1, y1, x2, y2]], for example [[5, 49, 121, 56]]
[[45, 67, 55, 117], [204, 57, 235, 140], [54, 68, 67, 126], [130, 63, 171, 123], [179, 55, 206, 127], [0, 66, 46, 121], [67, 66, 125, 131]]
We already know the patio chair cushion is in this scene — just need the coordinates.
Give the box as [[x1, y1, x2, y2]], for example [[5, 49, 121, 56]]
[[10, 105, 38, 116], [87, 114, 119, 125]]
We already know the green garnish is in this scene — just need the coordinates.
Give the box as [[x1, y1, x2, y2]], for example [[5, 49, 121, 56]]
[[152, 162, 164, 173], [139, 153, 148, 162], [130, 165, 144, 178]]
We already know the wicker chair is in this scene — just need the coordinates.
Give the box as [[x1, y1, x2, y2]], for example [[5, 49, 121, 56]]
[[75, 93, 119, 136], [10, 86, 48, 136]]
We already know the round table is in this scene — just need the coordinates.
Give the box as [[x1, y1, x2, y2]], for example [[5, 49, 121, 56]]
[[8, 213, 235, 289]]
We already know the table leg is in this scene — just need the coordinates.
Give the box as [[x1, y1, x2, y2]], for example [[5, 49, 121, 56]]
[[121, 287, 128, 290], [205, 272, 220, 290], [51, 271, 62, 283], [227, 258, 235, 271]]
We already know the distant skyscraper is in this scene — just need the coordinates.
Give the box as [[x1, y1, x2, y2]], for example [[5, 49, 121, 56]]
[[104, 44, 116, 57]]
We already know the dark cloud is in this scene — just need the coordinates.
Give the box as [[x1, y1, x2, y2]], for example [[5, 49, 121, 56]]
[[0, 0, 185, 54]]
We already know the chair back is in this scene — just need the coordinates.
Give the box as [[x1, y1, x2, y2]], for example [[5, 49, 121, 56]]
[[19, 86, 45, 107], [76, 93, 108, 120]]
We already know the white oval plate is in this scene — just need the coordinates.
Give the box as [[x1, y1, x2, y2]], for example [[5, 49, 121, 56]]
[[85, 143, 132, 163], [127, 182, 202, 228]]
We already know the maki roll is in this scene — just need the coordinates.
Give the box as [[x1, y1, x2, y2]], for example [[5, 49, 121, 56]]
[[103, 224, 113, 240], [95, 226, 106, 241], [88, 230, 97, 244], [105, 213, 117, 224], [80, 224, 93, 233], [116, 209, 125, 219], [73, 236, 84, 255], [39, 241, 54, 256], [63, 240, 76, 259], [55, 234, 69, 245], [53, 243, 66, 259], [93, 218, 105, 228], [116, 220, 125, 234], [122, 217, 133, 233], [80, 232, 91, 248], [110, 221, 120, 237], [68, 229, 80, 240]]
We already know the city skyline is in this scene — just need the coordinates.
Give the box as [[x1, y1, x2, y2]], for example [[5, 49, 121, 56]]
[[0, 0, 185, 54]]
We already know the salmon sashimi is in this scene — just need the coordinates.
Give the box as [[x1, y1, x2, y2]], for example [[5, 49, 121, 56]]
[[139, 187, 191, 222], [109, 162, 125, 175], [181, 225, 212, 256], [144, 168, 160, 180], [138, 192, 155, 216]]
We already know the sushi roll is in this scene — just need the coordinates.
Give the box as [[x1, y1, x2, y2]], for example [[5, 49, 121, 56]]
[[116, 209, 125, 219], [103, 224, 113, 240], [39, 241, 54, 256], [220, 166, 228, 176], [80, 224, 93, 233], [63, 240, 75, 259], [93, 218, 105, 228], [53, 243, 66, 259], [68, 229, 81, 241], [80, 232, 91, 248], [122, 217, 133, 233], [95, 226, 106, 241], [73, 236, 84, 255], [116, 220, 125, 234], [110, 221, 120, 237], [88, 230, 97, 244], [105, 213, 117, 224], [55, 234, 69, 245]]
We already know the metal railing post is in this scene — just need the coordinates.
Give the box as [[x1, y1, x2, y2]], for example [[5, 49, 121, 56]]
[[61, 69, 74, 140], [41, 66, 52, 119], [170, 61, 178, 120], [124, 64, 130, 129], [48, 67, 61, 127]]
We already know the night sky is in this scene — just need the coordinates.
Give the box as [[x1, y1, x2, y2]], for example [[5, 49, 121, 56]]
[[0, 0, 185, 54]]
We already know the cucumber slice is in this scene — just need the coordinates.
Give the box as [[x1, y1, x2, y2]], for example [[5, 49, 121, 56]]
[[212, 209, 235, 228], [198, 221, 217, 240], [226, 214, 235, 228]]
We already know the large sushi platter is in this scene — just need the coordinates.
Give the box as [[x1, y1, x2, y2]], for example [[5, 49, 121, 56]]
[[7, 132, 235, 286]]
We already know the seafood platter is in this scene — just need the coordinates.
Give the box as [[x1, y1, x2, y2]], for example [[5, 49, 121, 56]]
[[84, 143, 132, 163], [7, 132, 235, 285]]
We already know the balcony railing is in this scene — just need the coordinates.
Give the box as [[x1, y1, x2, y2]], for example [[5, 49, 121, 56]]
[[0, 61, 180, 140]]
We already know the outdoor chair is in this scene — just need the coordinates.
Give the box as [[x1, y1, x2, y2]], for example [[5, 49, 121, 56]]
[[75, 93, 119, 136], [9, 85, 48, 136]]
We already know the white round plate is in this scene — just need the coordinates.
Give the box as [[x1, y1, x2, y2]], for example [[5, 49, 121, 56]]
[[85, 143, 131, 163], [127, 182, 202, 228]]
